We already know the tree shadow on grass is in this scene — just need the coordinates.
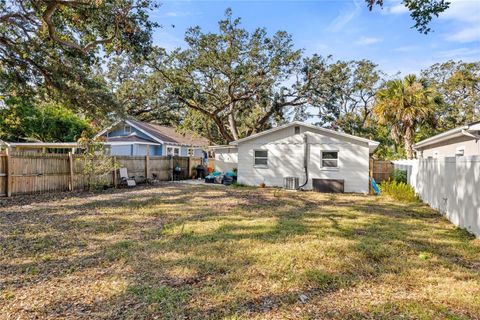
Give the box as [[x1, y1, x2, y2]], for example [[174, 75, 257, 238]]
[[1, 186, 478, 319]]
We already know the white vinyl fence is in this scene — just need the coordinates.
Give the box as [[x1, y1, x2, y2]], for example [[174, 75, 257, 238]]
[[394, 157, 480, 238]]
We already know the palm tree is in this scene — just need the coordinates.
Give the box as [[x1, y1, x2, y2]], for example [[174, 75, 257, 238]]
[[374, 75, 436, 159]]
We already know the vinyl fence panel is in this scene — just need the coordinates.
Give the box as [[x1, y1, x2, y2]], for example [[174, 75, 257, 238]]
[[394, 156, 480, 238]]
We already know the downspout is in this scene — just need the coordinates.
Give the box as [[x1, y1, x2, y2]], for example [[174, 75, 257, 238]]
[[298, 134, 309, 190]]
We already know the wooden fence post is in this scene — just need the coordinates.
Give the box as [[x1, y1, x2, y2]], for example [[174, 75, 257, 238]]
[[145, 145, 150, 180], [6, 148, 12, 197], [169, 156, 174, 181], [112, 156, 117, 187], [68, 152, 74, 191]]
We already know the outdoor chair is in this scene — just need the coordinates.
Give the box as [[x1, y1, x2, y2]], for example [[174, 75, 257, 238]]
[[119, 167, 136, 187]]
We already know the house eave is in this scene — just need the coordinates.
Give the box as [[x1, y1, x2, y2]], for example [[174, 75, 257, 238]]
[[229, 121, 380, 147], [414, 121, 480, 149]]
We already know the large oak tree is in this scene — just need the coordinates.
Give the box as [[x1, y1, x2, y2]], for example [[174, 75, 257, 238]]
[[0, 0, 157, 114], [151, 9, 309, 143]]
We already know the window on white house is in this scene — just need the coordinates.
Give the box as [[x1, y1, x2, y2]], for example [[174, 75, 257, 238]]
[[167, 146, 180, 156], [254, 150, 268, 166], [294, 126, 300, 134], [321, 151, 339, 168], [124, 125, 132, 134]]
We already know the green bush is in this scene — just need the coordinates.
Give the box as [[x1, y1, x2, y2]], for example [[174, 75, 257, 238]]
[[392, 169, 408, 184], [379, 180, 420, 203]]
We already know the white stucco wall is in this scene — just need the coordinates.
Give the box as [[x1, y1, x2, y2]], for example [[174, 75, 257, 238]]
[[418, 136, 480, 157], [237, 126, 371, 193], [394, 157, 480, 238], [214, 147, 238, 173]]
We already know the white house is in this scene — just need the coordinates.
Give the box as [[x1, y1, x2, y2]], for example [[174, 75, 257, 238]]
[[414, 120, 480, 158], [96, 119, 210, 157], [214, 122, 379, 193]]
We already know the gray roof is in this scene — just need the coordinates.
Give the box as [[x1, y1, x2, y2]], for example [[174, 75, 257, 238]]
[[127, 120, 210, 146]]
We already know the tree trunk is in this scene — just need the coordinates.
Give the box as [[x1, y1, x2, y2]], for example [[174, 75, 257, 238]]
[[211, 115, 234, 143], [228, 113, 239, 141], [404, 126, 414, 159]]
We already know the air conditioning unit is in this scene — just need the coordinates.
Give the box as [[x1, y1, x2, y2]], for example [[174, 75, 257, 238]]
[[284, 177, 299, 190]]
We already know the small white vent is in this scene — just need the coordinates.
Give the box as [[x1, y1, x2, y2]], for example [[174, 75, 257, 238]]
[[284, 177, 299, 190]]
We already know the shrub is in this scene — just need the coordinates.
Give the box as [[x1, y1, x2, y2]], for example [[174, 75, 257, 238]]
[[379, 180, 420, 203], [392, 169, 408, 184]]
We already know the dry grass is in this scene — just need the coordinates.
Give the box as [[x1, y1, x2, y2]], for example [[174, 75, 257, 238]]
[[0, 183, 479, 319]]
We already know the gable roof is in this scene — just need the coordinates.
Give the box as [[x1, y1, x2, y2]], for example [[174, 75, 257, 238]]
[[230, 121, 380, 152], [96, 119, 210, 147], [106, 133, 160, 144], [414, 120, 480, 149]]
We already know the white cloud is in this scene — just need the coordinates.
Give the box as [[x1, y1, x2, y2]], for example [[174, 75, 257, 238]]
[[446, 26, 480, 42], [327, 0, 361, 32], [389, 3, 409, 14], [441, 0, 480, 43], [440, 0, 480, 24], [355, 36, 382, 46], [436, 47, 480, 59], [380, 0, 409, 15]]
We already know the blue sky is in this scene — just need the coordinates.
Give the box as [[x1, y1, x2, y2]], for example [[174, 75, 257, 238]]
[[149, 0, 480, 76]]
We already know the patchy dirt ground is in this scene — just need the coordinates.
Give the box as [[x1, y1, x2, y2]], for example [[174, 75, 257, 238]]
[[1, 184, 479, 319]]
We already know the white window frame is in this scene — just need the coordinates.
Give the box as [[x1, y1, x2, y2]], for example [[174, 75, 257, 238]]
[[188, 147, 198, 156], [253, 149, 268, 167], [321, 150, 339, 169], [455, 146, 465, 157], [166, 146, 180, 156], [124, 125, 132, 134]]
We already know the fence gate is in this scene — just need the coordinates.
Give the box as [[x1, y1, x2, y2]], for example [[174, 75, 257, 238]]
[[370, 160, 394, 183]]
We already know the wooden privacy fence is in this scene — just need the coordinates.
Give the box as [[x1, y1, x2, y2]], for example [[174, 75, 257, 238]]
[[370, 160, 394, 183], [0, 152, 203, 197]]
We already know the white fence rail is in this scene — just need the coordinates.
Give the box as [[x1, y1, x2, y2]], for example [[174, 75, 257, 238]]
[[393, 157, 480, 238]]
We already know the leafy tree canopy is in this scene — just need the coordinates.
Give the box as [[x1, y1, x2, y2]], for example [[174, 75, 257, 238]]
[[0, 97, 92, 142], [150, 9, 309, 144], [366, 0, 450, 34], [421, 60, 480, 129], [0, 0, 158, 114], [373, 74, 439, 159]]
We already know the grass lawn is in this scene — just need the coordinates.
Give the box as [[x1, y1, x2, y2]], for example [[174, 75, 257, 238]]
[[1, 184, 479, 319]]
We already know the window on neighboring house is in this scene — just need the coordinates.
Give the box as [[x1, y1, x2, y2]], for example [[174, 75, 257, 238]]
[[124, 125, 132, 134], [254, 150, 268, 166], [166, 146, 180, 156], [188, 148, 195, 156], [455, 147, 465, 157], [321, 151, 339, 168]]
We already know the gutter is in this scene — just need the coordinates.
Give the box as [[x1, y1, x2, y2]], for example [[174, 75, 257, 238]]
[[461, 129, 480, 140], [414, 122, 480, 149]]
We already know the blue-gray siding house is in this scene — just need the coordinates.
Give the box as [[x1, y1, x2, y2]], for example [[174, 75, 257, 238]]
[[96, 119, 210, 157]]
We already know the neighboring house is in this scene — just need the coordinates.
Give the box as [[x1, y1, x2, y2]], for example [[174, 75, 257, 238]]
[[96, 119, 210, 157], [414, 121, 480, 158], [214, 121, 379, 193]]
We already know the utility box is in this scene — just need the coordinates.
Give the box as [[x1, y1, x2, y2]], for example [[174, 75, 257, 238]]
[[283, 177, 299, 190], [312, 179, 344, 193]]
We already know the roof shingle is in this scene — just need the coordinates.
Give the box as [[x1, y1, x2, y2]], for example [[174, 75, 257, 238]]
[[128, 120, 210, 146]]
